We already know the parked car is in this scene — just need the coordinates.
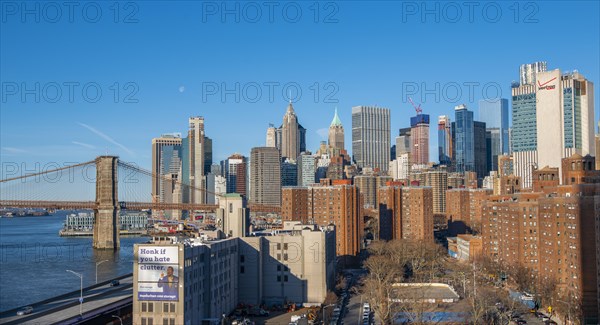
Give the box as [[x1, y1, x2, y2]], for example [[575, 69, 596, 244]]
[[16, 306, 33, 316], [110, 280, 120, 286]]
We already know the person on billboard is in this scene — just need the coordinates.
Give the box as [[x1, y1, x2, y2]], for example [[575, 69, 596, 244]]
[[157, 266, 178, 296]]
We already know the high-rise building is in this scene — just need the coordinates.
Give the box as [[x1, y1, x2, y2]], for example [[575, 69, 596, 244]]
[[482, 154, 600, 323], [596, 121, 600, 170], [328, 108, 345, 152], [225, 153, 247, 197], [410, 114, 430, 165], [453, 104, 474, 174], [438, 116, 453, 166], [486, 128, 501, 173], [188, 117, 207, 204], [378, 186, 434, 242], [389, 153, 410, 180], [297, 152, 316, 186], [151, 134, 183, 203], [479, 99, 509, 155], [354, 174, 392, 209], [410, 168, 448, 214], [276, 102, 306, 160], [519, 61, 547, 86], [352, 106, 391, 172], [281, 184, 363, 260], [281, 159, 298, 187], [266, 124, 277, 147], [396, 127, 412, 157], [512, 68, 596, 188], [250, 147, 281, 205], [474, 121, 488, 179]]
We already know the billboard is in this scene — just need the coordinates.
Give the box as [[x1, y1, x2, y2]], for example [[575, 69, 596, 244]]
[[137, 246, 180, 301]]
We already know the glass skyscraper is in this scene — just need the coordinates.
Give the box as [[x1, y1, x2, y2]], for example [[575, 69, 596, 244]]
[[453, 105, 474, 173], [478, 99, 509, 154]]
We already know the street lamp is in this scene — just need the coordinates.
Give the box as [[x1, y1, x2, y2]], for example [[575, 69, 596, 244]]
[[66, 270, 83, 318], [96, 260, 109, 284], [322, 304, 335, 325], [112, 315, 123, 325]]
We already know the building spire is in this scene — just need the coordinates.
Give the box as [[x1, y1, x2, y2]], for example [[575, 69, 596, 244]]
[[330, 107, 342, 127]]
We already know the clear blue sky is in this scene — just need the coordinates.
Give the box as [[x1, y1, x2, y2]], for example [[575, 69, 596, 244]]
[[1, 1, 599, 172]]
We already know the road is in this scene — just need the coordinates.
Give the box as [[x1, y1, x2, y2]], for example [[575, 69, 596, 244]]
[[0, 274, 133, 325]]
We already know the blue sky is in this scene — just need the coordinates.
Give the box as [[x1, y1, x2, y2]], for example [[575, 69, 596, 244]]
[[1, 1, 599, 172]]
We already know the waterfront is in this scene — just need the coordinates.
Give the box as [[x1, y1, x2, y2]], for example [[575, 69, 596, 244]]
[[0, 211, 148, 312]]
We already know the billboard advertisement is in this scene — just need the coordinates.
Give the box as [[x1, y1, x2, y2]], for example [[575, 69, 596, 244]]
[[137, 246, 180, 301]]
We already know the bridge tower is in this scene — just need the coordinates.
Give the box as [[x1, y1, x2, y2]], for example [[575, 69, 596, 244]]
[[94, 156, 120, 250]]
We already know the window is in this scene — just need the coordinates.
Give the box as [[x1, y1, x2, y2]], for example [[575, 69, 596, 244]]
[[142, 318, 147, 325], [277, 243, 281, 250], [240, 255, 245, 263], [170, 303, 175, 313], [277, 265, 281, 271], [148, 302, 154, 312], [149, 318, 154, 325], [277, 275, 281, 282], [284, 275, 289, 282], [142, 302, 147, 312], [169, 319, 175, 325], [163, 303, 169, 313], [240, 266, 245, 274], [284, 243, 288, 250], [163, 318, 169, 325], [277, 254, 281, 260]]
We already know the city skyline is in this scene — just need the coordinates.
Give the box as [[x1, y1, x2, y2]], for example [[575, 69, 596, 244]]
[[2, 2, 600, 170]]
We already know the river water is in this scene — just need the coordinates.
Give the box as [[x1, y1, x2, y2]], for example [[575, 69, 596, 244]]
[[0, 211, 148, 312]]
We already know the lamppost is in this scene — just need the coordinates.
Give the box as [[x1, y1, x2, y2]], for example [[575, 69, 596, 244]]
[[96, 260, 109, 284], [322, 303, 335, 324], [66, 270, 83, 318], [111, 315, 123, 325]]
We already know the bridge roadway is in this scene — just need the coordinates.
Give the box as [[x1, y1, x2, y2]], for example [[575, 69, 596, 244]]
[[0, 274, 133, 325]]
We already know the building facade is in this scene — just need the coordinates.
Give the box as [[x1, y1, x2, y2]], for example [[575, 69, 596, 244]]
[[249, 147, 281, 206], [352, 106, 391, 172], [410, 114, 430, 165]]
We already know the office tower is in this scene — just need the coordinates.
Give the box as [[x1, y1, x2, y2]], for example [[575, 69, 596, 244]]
[[438, 116, 453, 166], [410, 113, 430, 165], [396, 127, 412, 157], [281, 184, 362, 260], [486, 129, 501, 173], [250, 147, 281, 205], [276, 102, 306, 160], [188, 117, 207, 204], [474, 121, 488, 179], [352, 106, 391, 172], [225, 153, 247, 197], [297, 152, 316, 186], [328, 108, 345, 151], [519, 61, 547, 85], [512, 68, 596, 188], [479, 99, 509, 154], [281, 159, 298, 187], [151, 134, 183, 203], [204, 137, 213, 175], [597, 121, 600, 170], [266, 124, 277, 147], [354, 174, 393, 208], [454, 104, 475, 174], [326, 155, 345, 180], [482, 155, 600, 323]]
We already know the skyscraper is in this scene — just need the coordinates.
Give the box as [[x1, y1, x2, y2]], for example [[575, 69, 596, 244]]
[[225, 153, 247, 197], [396, 127, 412, 156], [352, 106, 391, 172], [328, 108, 344, 151], [519, 61, 547, 85], [512, 67, 596, 187], [276, 102, 306, 160], [266, 124, 277, 147], [410, 113, 430, 165], [438, 116, 453, 166], [281, 159, 298, 187], [297, 152, 316, 186], [151, 134, 183, 202], [453, 104, 474, 174], [250, 147, 281, 205], [188, 117, 207, 204], [474, 121, 488, 179], [479, 98, 509, 158]]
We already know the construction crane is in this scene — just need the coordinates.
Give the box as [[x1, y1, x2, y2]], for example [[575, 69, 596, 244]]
[[407, 96, 423, 115]]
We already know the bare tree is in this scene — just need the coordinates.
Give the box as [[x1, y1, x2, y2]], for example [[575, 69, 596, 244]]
[[362, 255, 399, 325]]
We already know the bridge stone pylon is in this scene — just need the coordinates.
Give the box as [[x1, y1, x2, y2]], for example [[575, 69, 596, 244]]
[[94, 156, 120, 250]]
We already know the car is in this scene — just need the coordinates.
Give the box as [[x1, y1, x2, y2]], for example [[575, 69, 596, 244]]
[[542, 316, 550, 321], [516, 320, 527, 325], [16, 306, 33, 316], [544, 321, 558, 325], [110, 280, 120, 286]]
